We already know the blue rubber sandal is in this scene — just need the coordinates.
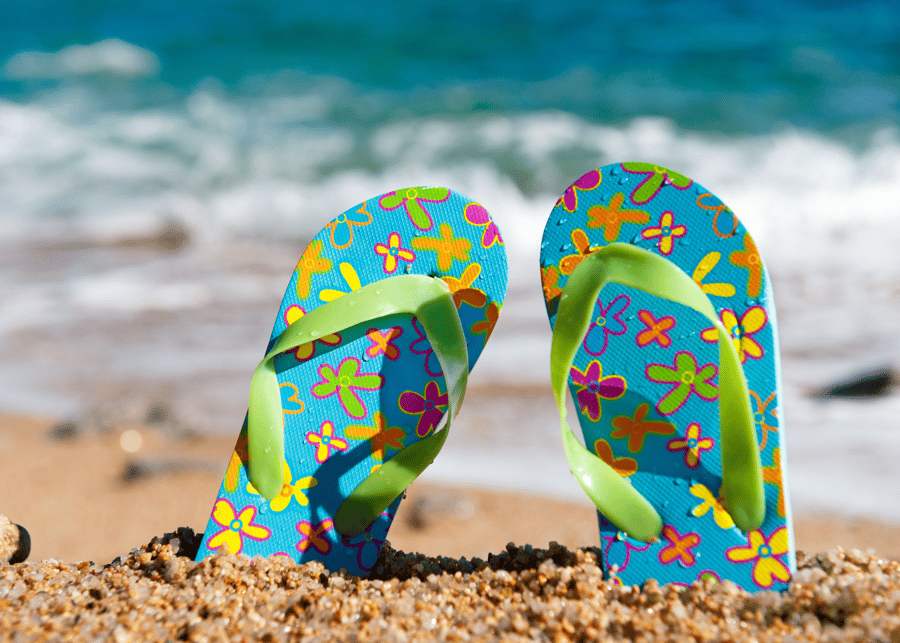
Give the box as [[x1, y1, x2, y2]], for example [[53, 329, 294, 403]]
[[540, 163, 794, 591], [195, 187, 507, 576]]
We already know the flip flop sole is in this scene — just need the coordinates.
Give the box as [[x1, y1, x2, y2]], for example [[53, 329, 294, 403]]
[[196, 187, 507, 575], [540, 164, 793, 591]]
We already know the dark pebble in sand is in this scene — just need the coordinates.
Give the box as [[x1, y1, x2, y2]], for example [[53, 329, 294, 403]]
[[815, 367, 897, 399], [48, 421, 79, 441]]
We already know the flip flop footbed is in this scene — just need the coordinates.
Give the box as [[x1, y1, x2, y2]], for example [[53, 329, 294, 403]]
[[540, 163, 793, 591], [196, 188, 507, 575]]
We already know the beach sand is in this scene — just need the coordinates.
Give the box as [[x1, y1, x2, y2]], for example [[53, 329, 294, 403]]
[[2, 411, 900, 641]]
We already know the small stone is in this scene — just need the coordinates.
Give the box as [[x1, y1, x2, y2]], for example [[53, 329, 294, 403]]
[[0, 514, 30, 564]]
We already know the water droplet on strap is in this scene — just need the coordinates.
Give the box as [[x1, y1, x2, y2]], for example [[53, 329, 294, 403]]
[[258, 503, 269, 515], [310, 330, 320, 337], [404, 264, 412, 273]]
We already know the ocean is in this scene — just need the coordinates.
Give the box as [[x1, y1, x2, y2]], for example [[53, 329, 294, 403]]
[[1, 0, 898, 521]]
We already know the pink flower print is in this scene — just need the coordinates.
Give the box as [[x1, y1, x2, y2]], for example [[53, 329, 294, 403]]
[[305, 420, 349, 464], [635, 309, 676, 348], [296, 519, 334, 555], [641, 211, 687, 255], [344, 513, 390, 572], [602, 531, 651, 573], [569, 360, 627, 422], [725, 527, 791, 589], [666, 422, 715, 469], [658, 525, 701, 566], [374, 232, 416, 274], [646, 351, 718, 416], [409, 317, 442, 377], [583, 294, 630, 356], [379, 186, 450, 231], [700, 306, 768, 364], [283, 304, 341, 362], [365, 326, 403, 361], [557, 168, 602, 213], [463, 202, 504, 248], [311, 357, 384, 419], [207, 499, 271, 554], [399, 380, 449, 438]]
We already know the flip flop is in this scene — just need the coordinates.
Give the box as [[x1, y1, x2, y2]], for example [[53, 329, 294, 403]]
[[540, 163, 793, 591], [195, 187, 507, 576]]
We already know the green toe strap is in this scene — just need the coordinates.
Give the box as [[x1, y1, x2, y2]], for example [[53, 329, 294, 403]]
[[247, 275, 468, 538], [551, 243, 765, 541]]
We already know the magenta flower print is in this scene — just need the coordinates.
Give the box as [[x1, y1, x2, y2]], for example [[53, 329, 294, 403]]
[[602, 531, 651, 573], [569, 360, 626, 422], [463, 202, 504, 248], [409, 317, 442, 377], [379, 186, 450, 231], [399, 380, 449, 438], [646, 351, 718, 415], [557, 169, 602, 213], [311, 357, 384, 419], [583, 294, 630, 356], [373, 232, 416, 274]]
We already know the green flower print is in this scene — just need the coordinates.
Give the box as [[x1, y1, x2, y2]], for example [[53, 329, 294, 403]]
[[379, 186, 451, 231], [645, 350, 718, 415], [312, 357, 384, 419], [620, 162, 693, 205]]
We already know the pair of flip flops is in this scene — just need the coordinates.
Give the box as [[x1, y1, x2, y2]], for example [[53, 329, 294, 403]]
[[195, 164, 794, 592]]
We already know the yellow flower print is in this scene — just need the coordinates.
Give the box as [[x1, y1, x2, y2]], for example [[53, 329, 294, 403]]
[[319, 262, 362, 302], [691, 252, 736, 298], [207, 499, 271, 554], [725, 527, 791, 589], [411, 223, 472, 271], [295, 240, 332, 300], [247, 461, 318, 512], [689, 483, 735, 529], [700, 307, 768, 363]]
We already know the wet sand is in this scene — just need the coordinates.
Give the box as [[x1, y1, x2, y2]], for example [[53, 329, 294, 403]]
[[2, 412, 900, 641]]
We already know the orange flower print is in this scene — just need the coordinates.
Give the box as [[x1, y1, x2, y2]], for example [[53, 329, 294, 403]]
[[641, 211, 687, 255], [667, 422, 715, 469], [207, 500, 271, 554], [344, 411, 406, 461], [442, 263, 481, 295], [592, 439, 638, 476], [295, 240, 332, 300], [609, 402, 675, 453], [725, 527, 791, 589], [296, 519, 334, 555], [365, 326, 403, 361], [324, 202, 372, 249], [762, 447, 787, 518], [586, 193, 650, 242], [471, 301, 500, 344], [558, 229, 598, 276], [700, 307, 768, 363], [749, 389, 778, 451], [689, 484, 735, 530], [541, 264, 563, 310], [657, 525, 701, 566], [411, 223, 472, 271], [635, 309, 676, 348], [729, 233, 763, 297]]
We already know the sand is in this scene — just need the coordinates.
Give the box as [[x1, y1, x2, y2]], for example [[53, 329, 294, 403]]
[[2, 412, 900, 641]]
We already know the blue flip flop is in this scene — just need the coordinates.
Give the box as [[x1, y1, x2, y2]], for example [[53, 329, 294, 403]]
[[195, 187, 507, 576], [540, 163, 793, 591]]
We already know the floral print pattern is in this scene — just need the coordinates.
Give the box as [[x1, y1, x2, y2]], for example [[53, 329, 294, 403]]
[[658, 525, 701, 566], [345, 412, 406, 461], [666, 422, 715, 469], [399, 380, 449, 438], [207, 500, 271, 554], [609, 403, 675, 453], [635, 309, 676, 348], [621, 162, 693, 204], [700, 307, 768, 363], [689, 484, 735, 530], [583, 295, 629, 356], [570, 360, 627, 422], [247, 461, 317, 512], [586, 193, 649, 242], [295, 240, 332, 299], [296, 519, 334, 555], [306, 420, 349, 464], [379, 186, 450, 231], [311, 357, 384, 419], [641, 211, 687, 255], [374, 232, 416, 273], [464, 202, 504, 248], [411, 223, 472, 271], [557, 168, 601, 212], [365, 327, 403, 361], [725, 527, 791, 589], [646, 351, 718, 415], [324, 202, 372, 249]]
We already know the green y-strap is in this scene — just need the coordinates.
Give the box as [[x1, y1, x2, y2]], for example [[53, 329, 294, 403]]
[[247, 274, 469, 538], [551, 242, 764, 542]]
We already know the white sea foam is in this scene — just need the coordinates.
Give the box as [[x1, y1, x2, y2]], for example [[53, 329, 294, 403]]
[[2, 39, 159, 80]]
